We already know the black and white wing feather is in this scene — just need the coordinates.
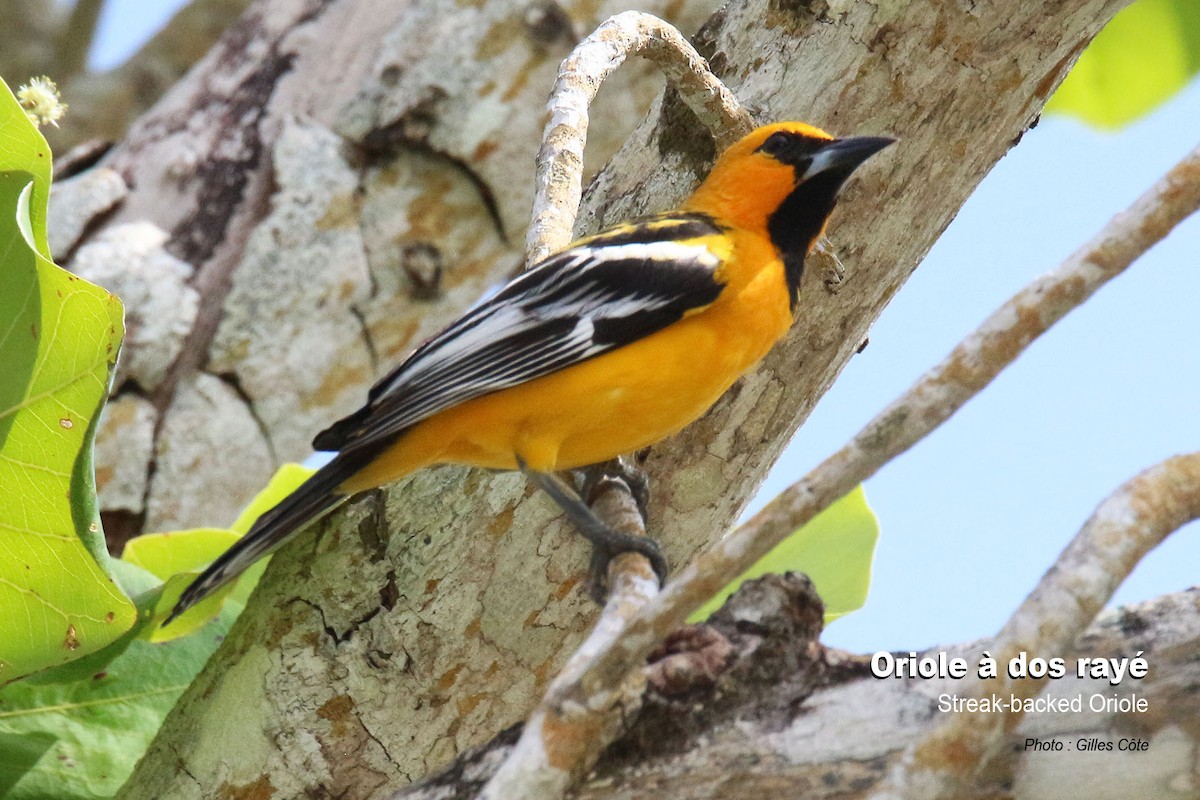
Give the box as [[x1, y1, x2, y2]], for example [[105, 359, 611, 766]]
[[167, 213, 725, 625], [314, 213, 726, 453]]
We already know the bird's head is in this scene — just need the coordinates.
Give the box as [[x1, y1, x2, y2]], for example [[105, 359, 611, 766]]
[[685, 121, 893, 308], [687, 121, 894, 256]]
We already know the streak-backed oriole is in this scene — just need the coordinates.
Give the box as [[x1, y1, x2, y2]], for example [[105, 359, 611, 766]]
[[167, 121, 893, 624]]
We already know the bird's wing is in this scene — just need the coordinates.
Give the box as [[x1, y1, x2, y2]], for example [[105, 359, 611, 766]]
[[314, 213, 728, 453]]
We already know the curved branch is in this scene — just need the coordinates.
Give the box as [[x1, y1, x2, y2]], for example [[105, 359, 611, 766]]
[[488, 16, 752, 792], [480, 474, 661, 800], [525, 10, 751, 264]]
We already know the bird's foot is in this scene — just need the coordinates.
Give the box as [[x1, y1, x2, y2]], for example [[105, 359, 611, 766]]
[[519, 456, 667, 603]]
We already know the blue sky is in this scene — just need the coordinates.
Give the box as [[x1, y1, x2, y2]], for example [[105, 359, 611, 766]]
[[91, 3, 1199, 653], [91, 1, 185, 70], [758, 78, 1200, 651]]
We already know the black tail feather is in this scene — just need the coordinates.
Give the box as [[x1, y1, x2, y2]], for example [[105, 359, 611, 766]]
[[163, 448, 374, 626]]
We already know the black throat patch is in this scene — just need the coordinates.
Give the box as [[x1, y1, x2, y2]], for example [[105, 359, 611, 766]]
[[766, 169, 844, 311]]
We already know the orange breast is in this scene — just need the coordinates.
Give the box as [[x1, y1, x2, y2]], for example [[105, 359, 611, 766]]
[[338, 235, 793, 493]]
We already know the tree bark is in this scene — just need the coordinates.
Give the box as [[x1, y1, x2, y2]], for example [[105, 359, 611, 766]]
[[96, 0, 1132, 796], [0, 0, 254, 155], [50, 0, 255, 152], [0, 0, 61, 86], [394, 581, 1200, 800]]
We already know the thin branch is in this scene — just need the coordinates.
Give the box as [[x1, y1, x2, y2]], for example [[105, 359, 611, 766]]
[[479, 476, 661, 800], [525, 10, 752, 264], [869, 453, 1200, 800], [555, 140, 1200, 716], [479, 16, 753, 795]]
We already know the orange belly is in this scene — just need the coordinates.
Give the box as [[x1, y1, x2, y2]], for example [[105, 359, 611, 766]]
[[338, 257, 792, 493]]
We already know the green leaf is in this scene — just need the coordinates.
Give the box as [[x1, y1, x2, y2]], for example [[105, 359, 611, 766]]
[[0, 731, 55, 797], [0, 79, 135, 684], [15, 562, 163, 689], [229, 462, 316, 535], [0, 606, 236, 800], [120, 463, 314, 641], [1047, 0, 1200, 128], [0, 457, 312, 792], [123, 528, 241, 580], [0, 80, 51, 260], [124, 529, 241, 641], [691, 485, 880, 623]]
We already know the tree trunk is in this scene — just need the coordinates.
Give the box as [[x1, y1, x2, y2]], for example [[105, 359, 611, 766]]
[[82, 0, 1132, 796]]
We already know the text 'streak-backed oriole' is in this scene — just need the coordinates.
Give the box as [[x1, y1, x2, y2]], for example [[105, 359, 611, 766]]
[[166, 122, 893, 625]]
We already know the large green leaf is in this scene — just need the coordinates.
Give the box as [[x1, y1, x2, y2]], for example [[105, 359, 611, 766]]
[[0, 464, 315, 795], [1047, 0, 1200, 128], [691, 485, 880, 623], [0, 731, 54, 797], [0, 606, 237, 800], [0, 79, 135, 683]]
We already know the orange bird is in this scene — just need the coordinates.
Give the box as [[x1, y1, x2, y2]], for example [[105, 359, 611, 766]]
[[167, 122, 892, 624]]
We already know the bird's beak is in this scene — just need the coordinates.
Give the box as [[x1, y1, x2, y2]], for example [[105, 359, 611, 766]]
[[803, 136, 896, 181]]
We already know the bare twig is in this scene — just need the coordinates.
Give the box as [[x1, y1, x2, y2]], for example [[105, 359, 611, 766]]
[[481, 15, 754, 795], [525, 10, 752, 264], [479, 478, 660, 800], [868, 453, 1200, 800], [554, 141, 1200, 722]]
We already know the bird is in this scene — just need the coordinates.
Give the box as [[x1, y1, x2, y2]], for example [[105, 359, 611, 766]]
[[165, 121, 893, 626]]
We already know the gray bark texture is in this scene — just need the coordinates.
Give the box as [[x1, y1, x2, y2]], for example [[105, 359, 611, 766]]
[[394, 581, 1200, 800], [36, 0, 1138, 796]]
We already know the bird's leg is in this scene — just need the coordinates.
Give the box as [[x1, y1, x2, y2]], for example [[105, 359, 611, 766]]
[[517, 457, 668, 601], [577, 456, 650, 524]]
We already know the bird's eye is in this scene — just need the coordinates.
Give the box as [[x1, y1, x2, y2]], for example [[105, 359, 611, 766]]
[[759, 132, 792, 157]]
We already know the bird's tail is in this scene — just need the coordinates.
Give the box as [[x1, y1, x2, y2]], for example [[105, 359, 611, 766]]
[[163, 447, 374, 626]]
